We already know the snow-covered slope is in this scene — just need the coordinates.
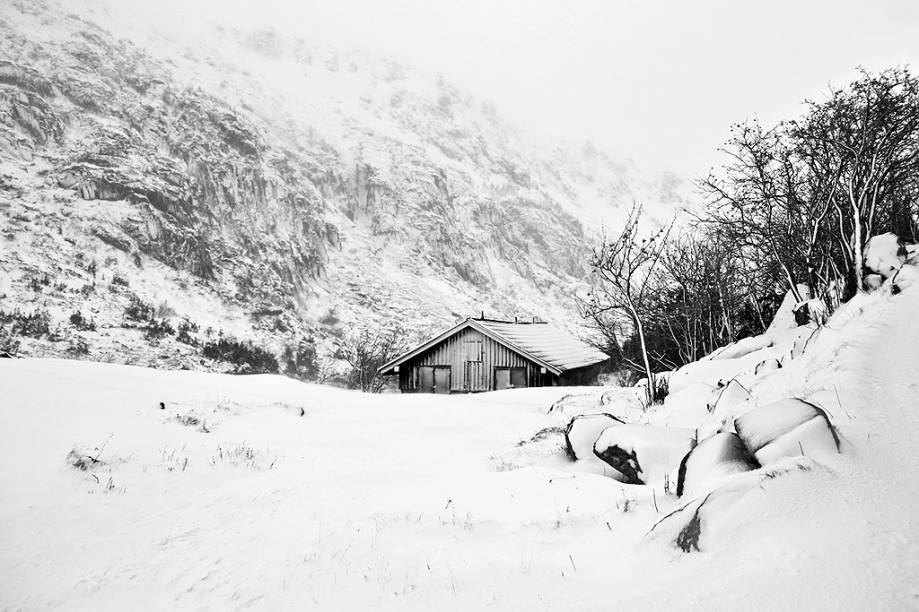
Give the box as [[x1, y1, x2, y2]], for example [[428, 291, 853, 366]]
[[2, 266, 918, 609], [0, 0, 684, 370]]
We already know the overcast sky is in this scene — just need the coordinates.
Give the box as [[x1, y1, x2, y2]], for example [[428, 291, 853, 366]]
[[114, 0, 919, 180]]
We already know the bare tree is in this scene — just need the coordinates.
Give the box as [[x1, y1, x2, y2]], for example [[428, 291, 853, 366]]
[[703, 68, 919, 305], [579, 204, 671, 403], [337, 325, 408, 393], [791, 67, 919, 294]]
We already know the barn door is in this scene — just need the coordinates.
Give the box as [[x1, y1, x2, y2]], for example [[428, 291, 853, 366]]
[[464, 361, 483, 391], [496, 367, 526, 390], [433, 367, 451, 394], [463, 338, 483, 392], [419, 367, 435, 393]]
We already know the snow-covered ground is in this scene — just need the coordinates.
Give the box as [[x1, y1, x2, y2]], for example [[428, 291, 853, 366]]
[[2, 269, 919, 610]]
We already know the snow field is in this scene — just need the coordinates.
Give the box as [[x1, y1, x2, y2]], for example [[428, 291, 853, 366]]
[[3, 260, 919, 609]]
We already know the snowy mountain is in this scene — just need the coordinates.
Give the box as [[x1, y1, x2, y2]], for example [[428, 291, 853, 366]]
[[0, 0, 683, 371], [2, 234, 917, 609]]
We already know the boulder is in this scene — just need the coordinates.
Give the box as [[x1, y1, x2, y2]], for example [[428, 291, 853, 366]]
[[649, 457, 815, 552], [793, 298, 828, 326], [706, 379, 751, 413], [754, 358, 781, 376], [593, 425, 696, 485], [767, 284, 813, 332], [907, 243, 919, 264], [865, 274, 884, 292], [564, 413, 624, 461], [697, 379, 752, 440], [734, 398, 839, 465], [710, 335, 773, 361], [864, 232, 907, 279], [676, 432, 759, 497], [663, 381, 717, 429]]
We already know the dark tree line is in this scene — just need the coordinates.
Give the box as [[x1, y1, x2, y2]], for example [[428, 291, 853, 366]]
[[582, 67, 919, 391]]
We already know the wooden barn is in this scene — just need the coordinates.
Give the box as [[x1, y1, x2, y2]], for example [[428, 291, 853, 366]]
[[378, 316, 609, 393]]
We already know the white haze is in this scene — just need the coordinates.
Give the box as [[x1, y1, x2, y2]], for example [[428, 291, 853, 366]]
[[80, 0, 919, 181]]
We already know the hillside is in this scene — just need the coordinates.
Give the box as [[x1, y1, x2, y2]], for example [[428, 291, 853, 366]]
[[0, 0, 682, 372], [1, 245, 917, 609]]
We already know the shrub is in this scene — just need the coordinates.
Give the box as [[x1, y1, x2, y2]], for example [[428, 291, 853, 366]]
[[202, 337, 279, 373], [69, 311, 96, 331], [144, 319, 174, 340], [176, 320, 199, 346], [336, 325, 408, 392], [283, 338, 319, 380], [319, 309, 340, 327], [124, 296, 154, 323], [0, 308, 52, 338], [110, 273, 129, 288], [209, 443, 273, 470], [0, 326, 20, 354], [28, 274, 50, 292], [155, 301, 175, 319], [67, 337, 90, 356], [653, 375, 670, 404]]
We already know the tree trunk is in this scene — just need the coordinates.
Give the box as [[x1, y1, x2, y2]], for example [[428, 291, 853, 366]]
[[632, 308, 655, 405], [852, 206, 864, 293]]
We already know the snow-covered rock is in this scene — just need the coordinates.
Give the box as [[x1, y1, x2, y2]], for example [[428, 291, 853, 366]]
[[794, 298, 829, 326], [754, 358, 782, 376], [649, 457, 817, 553], [865, 274, 884, 291], [668, 343, 777, 394], [662, 381, 717, 429], [894, 264, 919, 292], [564, 413, 624, 461], [676, 432, 759, 497], [593, 424, 696, 484], [734, 399, 839, 465], [864, 232, 907, 279], [710, 335, 774, 361], [767, 284, 813, 333], [698, 379, 753, 439], [907, 243, 919, 264]]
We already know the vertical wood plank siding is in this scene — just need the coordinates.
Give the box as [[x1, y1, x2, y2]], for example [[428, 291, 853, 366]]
[[401, 327, 551, 392]]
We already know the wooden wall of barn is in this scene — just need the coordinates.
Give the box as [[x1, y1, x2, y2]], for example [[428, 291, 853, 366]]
[[399, 327, 551, 392]]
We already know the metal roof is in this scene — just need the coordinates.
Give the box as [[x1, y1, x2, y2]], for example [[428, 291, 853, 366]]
[[378, 318, 609, 376]]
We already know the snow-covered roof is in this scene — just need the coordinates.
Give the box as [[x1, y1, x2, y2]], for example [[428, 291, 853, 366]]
[[379, 318, 609, 375]]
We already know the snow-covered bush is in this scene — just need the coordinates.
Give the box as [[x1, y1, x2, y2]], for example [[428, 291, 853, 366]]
[[69, 311, 96, 331], [202, 337, 280, 374], [283, 338, 320, 381], [336, 325, 408, 393], [0, 325, 21, 355], [0, 308, 53, 339]]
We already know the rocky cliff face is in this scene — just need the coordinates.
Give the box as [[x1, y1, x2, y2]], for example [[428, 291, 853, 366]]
[[0, 0, 683, 373]]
